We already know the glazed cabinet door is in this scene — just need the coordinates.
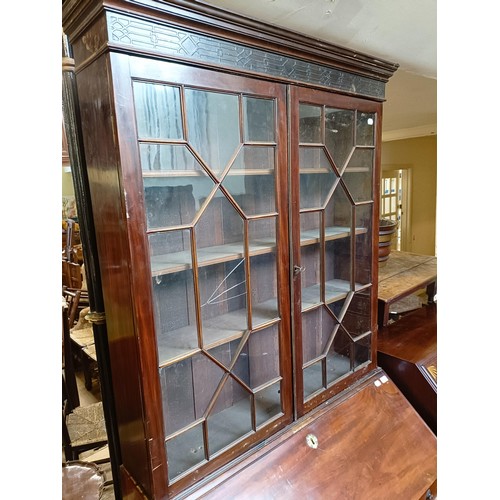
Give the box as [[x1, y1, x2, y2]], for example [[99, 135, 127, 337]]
[[110, 54, 292, 494], [290, 86, 381, 416]]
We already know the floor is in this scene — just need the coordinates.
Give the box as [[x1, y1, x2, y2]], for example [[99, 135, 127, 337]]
[[63, 368, 116, 499]]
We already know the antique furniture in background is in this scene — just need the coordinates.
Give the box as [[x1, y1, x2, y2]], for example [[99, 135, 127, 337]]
[[62, 1, 436, 497], [378, 250, 437, 327], [378, 303, 437, 434]]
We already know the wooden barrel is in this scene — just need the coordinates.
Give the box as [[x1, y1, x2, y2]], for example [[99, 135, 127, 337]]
[[378, 219, 398, 262]]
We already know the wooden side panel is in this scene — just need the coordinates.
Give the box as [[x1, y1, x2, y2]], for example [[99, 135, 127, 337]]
[[75, 52, 152, 495], [194, 375, 437, 499]]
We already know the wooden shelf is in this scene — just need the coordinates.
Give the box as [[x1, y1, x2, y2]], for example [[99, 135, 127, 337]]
[[143, 169, 274, 178], [157, 297, 279, 367], [151, 227, 367, 276], [301, 280, 369, 311]]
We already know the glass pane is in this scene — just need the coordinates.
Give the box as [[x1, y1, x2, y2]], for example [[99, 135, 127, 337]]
[[326, 327, 352, 385], [384, 197, 390, 214], [243, 97, 275, 142], [324, 185, 352, 301], [208, 339, 242, 372], [247, 324, 280, 389], [150, 229, 192, 276], [153, 270, 198, 365], [160, 359, 196, 436], [198, 260, 247, 347], [303, 361, 323, 400], [342, 289, 372, 337], [353, 333, 371, 369], [300, 212, 321, 310], [354, 204, 373, 286], [185, 89, 240, 177], [195, 192, 248, 346], [166, 424, 205, 482], [342, 148, 374, 202], [302, 307, 336, 364], [249, 218, 278, 326], [133, 82, 183, 140], [391, 196, 396, 213], [325, 108, 355, 171], [356, 112, 375, 146], [299, 104, 322, 143], [223, 173, 276, 216], [143, 173, 215, 230], [299, 147, 338, 210], [255, 381, 282, 427], [207, 377, 252, 456], [191, 351, 227, 418], [231, 146, 274, 171], [299, 147, 332, 170], [140, 144, 202, 173]]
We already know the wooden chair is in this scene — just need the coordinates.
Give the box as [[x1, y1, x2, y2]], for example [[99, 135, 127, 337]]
[[62, 380, 108, 461], [62, 259, 83, 289], [70, 306, 99, 391]]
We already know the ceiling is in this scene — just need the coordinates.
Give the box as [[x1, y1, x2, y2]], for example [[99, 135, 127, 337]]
[[198, 0, 437, 141]]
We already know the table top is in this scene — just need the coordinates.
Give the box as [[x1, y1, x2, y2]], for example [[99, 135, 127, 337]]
[[378, 251, 437, 304]]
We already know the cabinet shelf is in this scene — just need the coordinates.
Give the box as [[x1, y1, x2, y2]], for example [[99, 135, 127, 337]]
[[151, 227, 367, 276], [143, 169, 274, 178], [151, 238, 276, 276], [157, 297, 279, 367], [301, 280, 370, 311]]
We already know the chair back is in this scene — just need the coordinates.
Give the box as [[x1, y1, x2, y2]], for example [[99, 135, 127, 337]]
[[62, 260, 83, 289]]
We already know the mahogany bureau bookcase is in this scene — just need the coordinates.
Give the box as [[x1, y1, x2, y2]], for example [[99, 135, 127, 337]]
[[62, 1, 437, 498]]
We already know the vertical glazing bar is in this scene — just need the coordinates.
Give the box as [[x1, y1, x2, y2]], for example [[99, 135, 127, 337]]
[[351, 205, 356, 291], [244, 219, 252, 330], [180, 85, 188, 142], [190, 226, 203, 349], [320, 209, 326, 304]]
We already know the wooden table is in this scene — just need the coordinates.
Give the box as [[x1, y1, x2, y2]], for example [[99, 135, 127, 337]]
[[378, 251, 437, 327]]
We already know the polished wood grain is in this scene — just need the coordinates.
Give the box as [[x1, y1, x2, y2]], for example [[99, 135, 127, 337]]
[[378, 304, 437, 433], [187, 371, 437, 500]]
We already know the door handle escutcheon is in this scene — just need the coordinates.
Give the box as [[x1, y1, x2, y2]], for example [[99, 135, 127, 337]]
[[293, 265, 305, 276]]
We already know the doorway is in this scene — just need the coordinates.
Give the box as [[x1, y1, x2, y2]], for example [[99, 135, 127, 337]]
[[380, 167, 411, 251]]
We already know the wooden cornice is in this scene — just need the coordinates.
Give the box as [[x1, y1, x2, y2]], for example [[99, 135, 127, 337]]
[[62, 0, 399, 82]]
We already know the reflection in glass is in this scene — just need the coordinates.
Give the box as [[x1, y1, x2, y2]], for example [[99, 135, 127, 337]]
[[243, 97, 275, 142], [356, 112, 375, 146], [185, 89, 240, 177], [133, 82, 183, 140], [299, 104, 322, 143], [140, 144, 202, 172], [325, 108, 355, 171]]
